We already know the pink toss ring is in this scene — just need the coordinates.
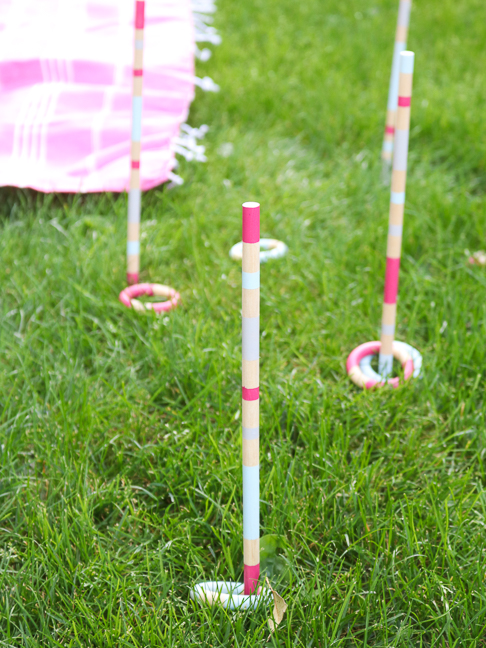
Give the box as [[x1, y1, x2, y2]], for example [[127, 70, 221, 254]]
[[346, 340, 418, 389], [119, 283, 180, 313]]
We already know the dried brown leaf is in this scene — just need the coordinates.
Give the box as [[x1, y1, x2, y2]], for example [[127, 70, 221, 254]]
[[266, 577, 288, 636]]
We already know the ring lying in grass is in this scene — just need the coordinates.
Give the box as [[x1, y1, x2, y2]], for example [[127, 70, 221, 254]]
[[229, 238, 288, 263], [190, 581, 271, 611], [118, 283, 180, 313], [468, 250, 486, 266], [347, 340, 422, 389]]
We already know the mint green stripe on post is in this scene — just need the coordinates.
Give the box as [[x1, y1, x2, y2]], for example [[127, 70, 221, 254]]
[[242, 271, 260, 290], [378, 354, 393, 377], [389, 224, 402, 237], [131, 97, 143, 141], [243, 426, 259, 440], [400, 50, 415, 74], [128, 189, 141, 223], [242, 465, 259, 540], [387, 41, 406, 110], [391, 191, 405, 204], [242, 317, 259, 361], [127, 241, 140, 255], [381, 323, 395, 336]]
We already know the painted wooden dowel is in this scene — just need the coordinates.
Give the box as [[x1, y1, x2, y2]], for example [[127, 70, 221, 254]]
[[379, 51, 414, 377], [382, 0, 412, 164], [127, 0, 145, 285], [242, 201, 260, 596]]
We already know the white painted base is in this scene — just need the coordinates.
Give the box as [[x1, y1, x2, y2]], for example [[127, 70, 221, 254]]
[[190, 581, 271, 610]]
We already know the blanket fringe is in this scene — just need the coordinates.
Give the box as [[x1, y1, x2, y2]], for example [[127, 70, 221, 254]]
[[171, 2, 221, 186]]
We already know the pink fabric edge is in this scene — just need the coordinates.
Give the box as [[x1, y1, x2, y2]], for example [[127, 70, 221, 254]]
[[0, 0, 196, 194]]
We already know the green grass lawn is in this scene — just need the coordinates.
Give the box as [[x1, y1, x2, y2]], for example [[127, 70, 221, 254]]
[[2, 0, 486, 644]]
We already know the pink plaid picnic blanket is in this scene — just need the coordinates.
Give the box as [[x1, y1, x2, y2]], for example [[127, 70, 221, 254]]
[[0, 0, 195, 192]]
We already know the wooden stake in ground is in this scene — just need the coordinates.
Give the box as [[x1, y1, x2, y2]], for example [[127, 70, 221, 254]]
[[379, 51, 414, 377], [242, 202, 260, 595], [382, 0, 412, 165], [127, 0, 145, 285]]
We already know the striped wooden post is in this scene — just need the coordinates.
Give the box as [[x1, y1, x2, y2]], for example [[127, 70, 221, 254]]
[[242, 201, 260, 595], [379, 51, 414, 377], [382, 0, 412, 164], [127, 0, 145, 285]]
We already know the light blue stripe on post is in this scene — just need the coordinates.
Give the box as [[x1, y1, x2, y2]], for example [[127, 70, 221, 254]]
[[389, 224, 402, 237], [387, 41, 406, 110], [242, 271, 260, 290], [243, 465, 259, 540], [243, 426, 259, 440], [127, 241, 140, 256], [398, 0, 411, 27], [381, 323, 395, 336], [242, 317, 259, 361], [393, 129, 409, 171], [135, 39, 143, 50], [391, 191, 405, 204], [378, 354, 393, 378], [383, 141, 393, 153], [131, 97, 143, 142], [400, 51, 415, 74], [128, 189, 141, 223]]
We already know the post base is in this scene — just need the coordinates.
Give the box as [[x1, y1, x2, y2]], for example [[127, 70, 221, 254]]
[[190, 581, 271, 610]]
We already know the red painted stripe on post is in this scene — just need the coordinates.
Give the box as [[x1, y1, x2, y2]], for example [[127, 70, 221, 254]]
[[398, 96, 411, 107], [242, 386, 259, 401], [131, 161, 140, 169], [383, 257, 401, 304], [242, 204, 260, 244], [133, 69, 143, 77], [135, 1, 145, 29], [385, 126, 395, 135], [244, 563, 260, 595]]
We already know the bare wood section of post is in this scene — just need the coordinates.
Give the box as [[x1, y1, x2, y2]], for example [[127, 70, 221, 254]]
[[242, 399, 259, 429], [243, 438, 259, 467], [242, 243, 260, 272], [242, 289, 259, 319], [243, 538, 259, 566], [242, 359, 259, 389]]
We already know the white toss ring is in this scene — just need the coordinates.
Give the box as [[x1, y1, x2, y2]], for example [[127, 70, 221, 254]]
[[229, 238, 288, 263], [190, 581, 271, 611], [359, 341, 422, 382]]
